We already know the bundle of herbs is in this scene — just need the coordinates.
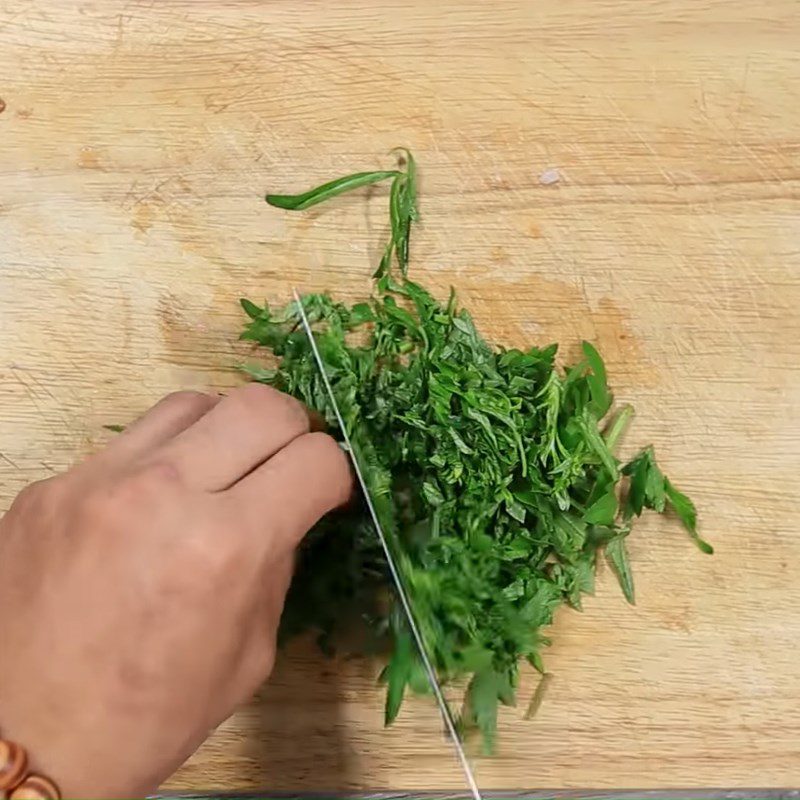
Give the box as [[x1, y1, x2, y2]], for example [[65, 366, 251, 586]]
[[240, 151, 711, 751]]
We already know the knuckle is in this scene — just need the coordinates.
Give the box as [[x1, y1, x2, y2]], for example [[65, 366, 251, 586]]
[[76, 463, 181, 528], [134, 459, 183, 490], [305, 431, 348, 468], [301, 433, 352, 500], [12, 479, 45, 508], [229, 384, 310, 434], [75, 487, 118, 529], [173, 531, 244, 583], [12, 475, 68, 512]]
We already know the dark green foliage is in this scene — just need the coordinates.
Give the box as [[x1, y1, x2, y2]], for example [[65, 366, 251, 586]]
[[242, 153, 710, 750]]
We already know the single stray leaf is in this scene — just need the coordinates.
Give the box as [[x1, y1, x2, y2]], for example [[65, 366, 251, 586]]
[[462, 669, 502, 754], [606, 535, 636, 604], [381, 627, 413, 725], [528, 651, 546, 675], [524, 672, 553, 720], [266, 170, 399, 210], [665, 478, 713, 554]]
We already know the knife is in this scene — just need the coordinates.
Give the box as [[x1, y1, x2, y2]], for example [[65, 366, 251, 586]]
[[292, 289, 483, 800]]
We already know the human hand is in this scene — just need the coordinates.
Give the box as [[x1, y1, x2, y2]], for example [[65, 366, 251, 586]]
[[0, 385, 352, 798]]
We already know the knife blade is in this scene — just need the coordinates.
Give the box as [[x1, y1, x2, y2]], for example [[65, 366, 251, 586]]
[[292, 289, 482, 800]]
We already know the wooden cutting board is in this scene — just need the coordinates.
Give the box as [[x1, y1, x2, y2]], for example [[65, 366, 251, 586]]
[[1, 0, 799, 792]]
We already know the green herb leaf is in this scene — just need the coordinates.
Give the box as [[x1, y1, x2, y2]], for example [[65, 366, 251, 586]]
[[461, 668, 504, 754], [582, 340, 612, 418], [240, 298, 264, 320], [524, 672, 552, 720], [421, 480, 445, 507], [239, 363, 277, 383], [584, 489, 618, 526], [604, 403, 634, 452], [266, 170, 399, 210], [381, 626, 413, 725], [606, 535, 635, 604], [580, 409, 619, 480], [665, 477, 713, 554]]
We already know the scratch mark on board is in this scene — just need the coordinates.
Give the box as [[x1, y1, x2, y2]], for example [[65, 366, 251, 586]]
[[698, 78, 709, 121], [732, 55, 752, 133], [0, 451, 21, 471], [10, 367, 73, 432], [603, 93, 677, 188]]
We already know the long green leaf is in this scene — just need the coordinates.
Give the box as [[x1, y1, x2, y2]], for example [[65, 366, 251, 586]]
[[524, 672, 552, 719], [581, 409, 619, 479], [603, 404, 634, 452], [266, 170, 399, 210], [582, 340, 612, 418], [606, 535, 635, 604], [665, 477, 713, 554], [382, 628, 412, 725]]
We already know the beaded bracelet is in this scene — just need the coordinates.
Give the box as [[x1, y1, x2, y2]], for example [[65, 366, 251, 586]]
[[0, 737, 60, 800]]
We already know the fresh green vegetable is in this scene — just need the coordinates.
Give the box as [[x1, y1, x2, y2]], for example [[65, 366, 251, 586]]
[[241, 152, 710, 751]]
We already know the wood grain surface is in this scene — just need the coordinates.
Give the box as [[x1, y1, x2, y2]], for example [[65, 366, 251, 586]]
[[1, 0, 799, 793], [160, 793, 800, 800]]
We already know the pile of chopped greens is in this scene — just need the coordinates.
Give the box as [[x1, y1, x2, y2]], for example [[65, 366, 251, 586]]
[[240, 151, 711, 751]]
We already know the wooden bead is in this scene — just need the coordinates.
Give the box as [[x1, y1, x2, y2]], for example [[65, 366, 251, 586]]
[[9, 776, 60, 800], [0, 741, 27, 791]]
